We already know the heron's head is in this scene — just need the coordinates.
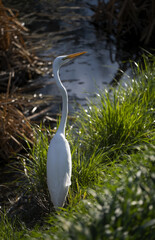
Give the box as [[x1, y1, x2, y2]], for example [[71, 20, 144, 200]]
[[53, 51, 86, 70]]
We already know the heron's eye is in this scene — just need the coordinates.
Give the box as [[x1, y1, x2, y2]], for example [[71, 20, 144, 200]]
[[63, 56, 68, 60]]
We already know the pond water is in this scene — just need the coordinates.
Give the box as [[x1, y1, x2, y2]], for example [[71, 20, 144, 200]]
[[6, 0, 133, 111], [36, 0, 120, 109]]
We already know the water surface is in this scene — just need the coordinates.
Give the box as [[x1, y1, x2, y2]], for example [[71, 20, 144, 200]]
[[6, 0, 131, 111]]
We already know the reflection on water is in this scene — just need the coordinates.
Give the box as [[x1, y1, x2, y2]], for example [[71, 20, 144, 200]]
[[5, 0, 131, 110]]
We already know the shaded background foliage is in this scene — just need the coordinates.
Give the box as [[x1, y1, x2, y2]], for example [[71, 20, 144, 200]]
[[91, 0, 155, 46]]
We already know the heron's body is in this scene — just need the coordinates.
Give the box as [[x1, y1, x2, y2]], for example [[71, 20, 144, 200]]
[[47, 132, 71, 207], [47, 51, 86, 208]]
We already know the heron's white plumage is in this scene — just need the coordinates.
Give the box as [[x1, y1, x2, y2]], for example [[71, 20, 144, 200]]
[[47, 133, 71, 207], [47, 51, 86, 208]]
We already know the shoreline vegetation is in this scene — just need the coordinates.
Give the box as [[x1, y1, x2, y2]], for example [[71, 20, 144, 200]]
[[0, 0, 155, 239]]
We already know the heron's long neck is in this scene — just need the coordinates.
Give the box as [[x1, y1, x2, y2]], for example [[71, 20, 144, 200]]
[[54, 68, 68, 135]]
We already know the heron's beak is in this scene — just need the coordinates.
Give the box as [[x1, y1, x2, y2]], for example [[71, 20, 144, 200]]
[[64, 51, 86, 60]]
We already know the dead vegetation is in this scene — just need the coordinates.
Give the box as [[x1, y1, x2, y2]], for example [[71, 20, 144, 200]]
[[0, 0, 45, 92], [0, 87, 56, 161], [0, 1, 54, 161], [91, 0, 155, 46], [0, 97, 32, 161]]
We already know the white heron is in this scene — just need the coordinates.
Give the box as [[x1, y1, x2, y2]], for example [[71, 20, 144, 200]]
[[47, 51, 86, 208]]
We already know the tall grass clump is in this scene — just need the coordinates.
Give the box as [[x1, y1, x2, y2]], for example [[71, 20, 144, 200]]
[[74, 54, 155, 161]]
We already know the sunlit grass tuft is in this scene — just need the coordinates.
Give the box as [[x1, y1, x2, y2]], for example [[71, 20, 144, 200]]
[[73, 55, 155, 161]]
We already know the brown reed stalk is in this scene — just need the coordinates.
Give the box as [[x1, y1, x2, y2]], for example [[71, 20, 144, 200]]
[[0, 0, 44, 92]]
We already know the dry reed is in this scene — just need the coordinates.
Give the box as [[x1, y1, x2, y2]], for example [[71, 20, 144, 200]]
[[0, 80, 33, 161], [91, 0, 155, 45], [0, 74, 56, 161], [0, 0, 44, 92]]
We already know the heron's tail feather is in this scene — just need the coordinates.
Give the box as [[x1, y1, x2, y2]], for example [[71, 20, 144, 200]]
[[64, 173, 71, 187]]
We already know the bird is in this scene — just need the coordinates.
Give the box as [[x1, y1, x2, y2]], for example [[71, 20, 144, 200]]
[[47, 51, 86, 208]]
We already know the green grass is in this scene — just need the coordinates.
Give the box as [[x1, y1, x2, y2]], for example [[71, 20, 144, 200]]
[[20, 126, 51, 200], [72, 57, 154, 161], [0, 54, 154, 239], [0, 210, 24, 240], [50, 145, 155, 240], [1, 145, 154, 239]]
